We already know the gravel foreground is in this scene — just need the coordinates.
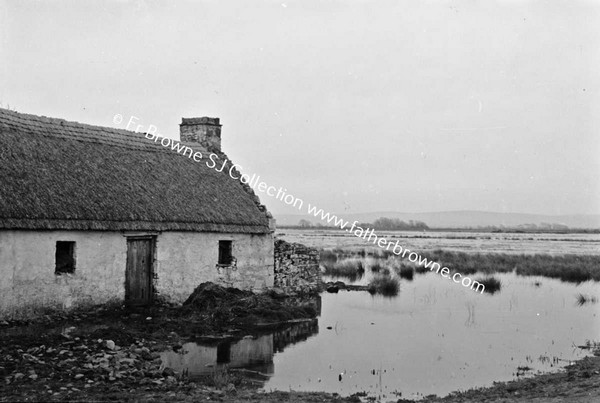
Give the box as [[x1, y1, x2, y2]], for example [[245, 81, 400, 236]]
[[3, 353, 599, 403]]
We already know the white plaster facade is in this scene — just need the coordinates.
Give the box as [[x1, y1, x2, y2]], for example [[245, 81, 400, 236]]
[[0, 230, 274, 319]]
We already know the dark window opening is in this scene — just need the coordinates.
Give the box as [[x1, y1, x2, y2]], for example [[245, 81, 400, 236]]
[[218, 240, 233, 265], [55, 241, 76, 274], [216, 342, 231, 363]]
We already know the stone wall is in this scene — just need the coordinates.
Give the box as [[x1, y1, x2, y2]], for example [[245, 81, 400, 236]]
[[274, 238, 321, 294]]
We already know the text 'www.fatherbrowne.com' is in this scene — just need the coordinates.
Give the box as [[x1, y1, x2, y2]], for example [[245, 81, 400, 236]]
[[116, 114, 487, 294]]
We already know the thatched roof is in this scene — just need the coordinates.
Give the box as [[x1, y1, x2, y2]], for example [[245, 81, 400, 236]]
[[0, 108, 271, 233]]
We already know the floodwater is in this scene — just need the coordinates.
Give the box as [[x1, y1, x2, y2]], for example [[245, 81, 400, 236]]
[[277, 229, 600, 255], [161, 271, 599, 400]]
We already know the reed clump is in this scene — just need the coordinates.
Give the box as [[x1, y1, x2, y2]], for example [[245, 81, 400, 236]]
[[399, 266, 414, 280], [473, 276, 502, 294], [323, 258, 365, 281], [367, 275, 399, 297]]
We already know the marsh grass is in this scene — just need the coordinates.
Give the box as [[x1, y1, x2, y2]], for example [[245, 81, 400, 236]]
[[319, 250, 338, 270], [323, 258, 365, 281], [367, 275, 399, 297], [419, 250, 600, 283], [398, 265, 415, 280], [474, 276, 502, 294], [392, 261, 415, 280], [330, 247, 600, 284], [376, 250, 395, 259], [414, 264, 430, 274], [370, 261, 386, 273]]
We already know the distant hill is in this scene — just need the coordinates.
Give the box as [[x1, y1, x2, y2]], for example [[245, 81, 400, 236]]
[[275, 210, 600, 229]]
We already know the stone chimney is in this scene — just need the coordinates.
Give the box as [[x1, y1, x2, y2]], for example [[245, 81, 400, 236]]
[[180, 117, 221, 151]]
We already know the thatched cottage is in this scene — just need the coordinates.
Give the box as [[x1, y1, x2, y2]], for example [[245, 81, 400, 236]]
[[0, 108, 276, 319]]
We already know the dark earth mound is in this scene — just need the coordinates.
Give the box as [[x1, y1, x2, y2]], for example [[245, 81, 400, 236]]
[[182, 282, 316, 327]]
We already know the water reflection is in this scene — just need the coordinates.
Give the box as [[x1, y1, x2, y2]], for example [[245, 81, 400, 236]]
[[265, 272, 599, 400], [160, 319, 319, 384], [161, 273, 598, 400]]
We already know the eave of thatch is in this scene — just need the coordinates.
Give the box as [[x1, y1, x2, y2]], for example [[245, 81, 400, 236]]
[[0, 108, 271, 233]]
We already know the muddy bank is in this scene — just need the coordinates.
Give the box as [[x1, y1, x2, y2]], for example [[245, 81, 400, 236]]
[[415, 348, 600, 403]]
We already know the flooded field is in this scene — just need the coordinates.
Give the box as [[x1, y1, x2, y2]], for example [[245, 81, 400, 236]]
[[277, 229, 600, 255], [161, 272, 599, 400], [161, 229, 600, 400]]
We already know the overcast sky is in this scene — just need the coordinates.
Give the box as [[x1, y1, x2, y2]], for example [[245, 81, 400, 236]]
[[1, 0, 599, 217]]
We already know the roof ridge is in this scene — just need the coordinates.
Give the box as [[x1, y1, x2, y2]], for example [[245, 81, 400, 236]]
[[0, 107, 210, 154]]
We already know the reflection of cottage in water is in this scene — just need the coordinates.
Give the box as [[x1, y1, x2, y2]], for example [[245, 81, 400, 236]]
[[161, 319, 319, 382]]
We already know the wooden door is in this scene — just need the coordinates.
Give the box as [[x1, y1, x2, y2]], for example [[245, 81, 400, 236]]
[[125, 237, 154, 306]]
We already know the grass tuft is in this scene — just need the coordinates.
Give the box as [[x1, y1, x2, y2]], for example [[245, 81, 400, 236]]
[[398, 265, 415, 280], [367, 275, 399, 297], [323, 258, 365, 281], [473, 276, 502, 294], [370, 261, 386, 273]]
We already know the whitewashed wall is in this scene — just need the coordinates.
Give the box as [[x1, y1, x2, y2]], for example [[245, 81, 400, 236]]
[[0, 230, 274, 319], [155, 232, 275, 302], [0, 230, 126, 319]]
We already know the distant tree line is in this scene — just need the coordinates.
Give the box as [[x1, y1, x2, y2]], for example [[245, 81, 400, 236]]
[[477, 223, 570, 231], [292, 217, 429, 231], [284, 219, 599, 233], [368, 217, 429, 230]]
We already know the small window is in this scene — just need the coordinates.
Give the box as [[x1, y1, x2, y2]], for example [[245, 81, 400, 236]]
[[216, 342, 231, 363], [55, 241, 76, 274], [218, 240, 233, 265]]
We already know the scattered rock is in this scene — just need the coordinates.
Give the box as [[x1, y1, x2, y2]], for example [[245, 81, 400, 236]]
[[105, 340, 116, 350]]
